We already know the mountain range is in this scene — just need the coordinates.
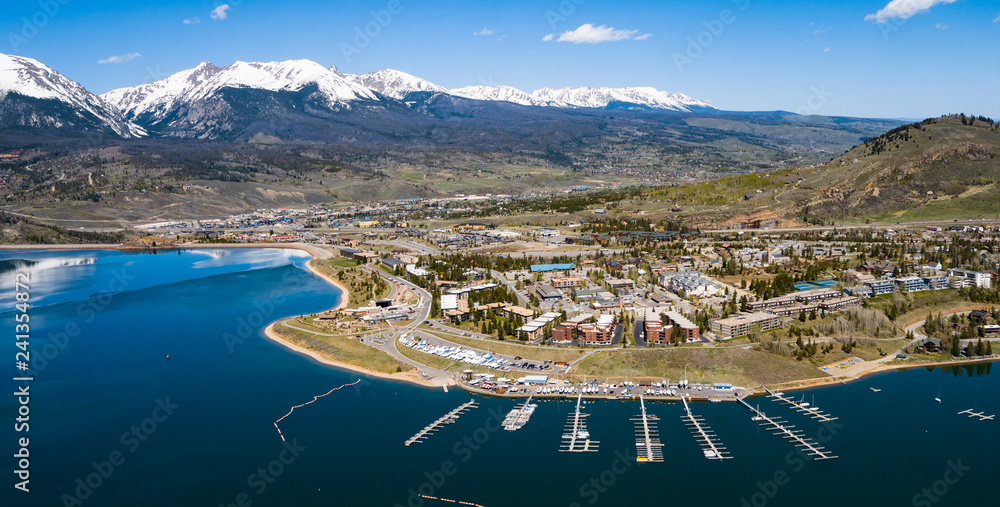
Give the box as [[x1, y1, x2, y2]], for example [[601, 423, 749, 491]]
[[1, 53, 715, 141]]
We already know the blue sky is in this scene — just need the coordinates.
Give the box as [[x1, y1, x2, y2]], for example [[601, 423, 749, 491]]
[[3, 0, 999, 119]]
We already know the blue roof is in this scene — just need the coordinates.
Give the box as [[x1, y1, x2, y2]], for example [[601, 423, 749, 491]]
[[530, 263, 577, 272]]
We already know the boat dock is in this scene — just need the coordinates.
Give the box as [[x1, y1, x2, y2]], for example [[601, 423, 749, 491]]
[[681, 397, 731, 460], [737, 398, 837, 460], [405, 400, 479, 446], [631, 396, 664, 463], [763, 386, 839, 423], [560, 392, 599, 452], [958, 409, 995, 421], [503, 394, 538, 431]]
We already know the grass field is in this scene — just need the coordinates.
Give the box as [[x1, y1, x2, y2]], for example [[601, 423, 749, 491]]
[[572, 347, 828, 386], [273, 320, 411, 374]]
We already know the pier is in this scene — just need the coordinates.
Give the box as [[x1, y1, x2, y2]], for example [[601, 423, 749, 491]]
[[503, 394, 538, 431], [738, 398, 837, 460], [958, 409, 995, 421], [681, 397, 731, 460], [560, 392, 599, 452], [763, 386, 839, 423], [631, 396, 664, 463], [405, 400, 479, 446]]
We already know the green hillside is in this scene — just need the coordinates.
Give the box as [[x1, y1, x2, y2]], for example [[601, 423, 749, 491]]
[[785, 114, 1000, 223]]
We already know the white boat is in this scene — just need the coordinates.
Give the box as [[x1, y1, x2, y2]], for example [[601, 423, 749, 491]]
[[704, 449, 718, 458]]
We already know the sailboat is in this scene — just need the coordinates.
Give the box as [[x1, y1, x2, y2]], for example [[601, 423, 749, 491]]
[[806, 395, 820, 412], [934, 389, 942, 403]]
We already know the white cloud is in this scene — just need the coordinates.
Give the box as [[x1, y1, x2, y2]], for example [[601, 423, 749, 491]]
[[210, 4, 230, 21], [97, 52, 141, 65], [634, 33, 653, 40], [473, 27, 495, 36], [865, 0, 958, 23], [823, 47, 831, 52], [993, 13, 999, 22], [935, 22, 949, 30], [543, 23, 645, 44], [183, 17, 200, 24]]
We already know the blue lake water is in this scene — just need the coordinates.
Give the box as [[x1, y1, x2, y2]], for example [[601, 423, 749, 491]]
[[1, 249, 996, 507]]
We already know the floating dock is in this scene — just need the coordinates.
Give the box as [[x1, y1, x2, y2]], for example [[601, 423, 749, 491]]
[[958, 409, 995, 421], [763, 386, 839, 423], [560, 392, 599, 452], [405, 400, 479, 446], [631, 396, 664, 463], [738, 398, 837, 460], [681, 397, 731, 460], [503, 394, 538, 431]]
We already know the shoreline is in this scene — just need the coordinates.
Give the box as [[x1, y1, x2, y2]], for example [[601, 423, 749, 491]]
[[263, 322, 448, 387], [4, 242, 996, 396]]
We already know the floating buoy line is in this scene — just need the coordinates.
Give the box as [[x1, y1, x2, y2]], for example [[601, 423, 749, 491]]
[[273, 379, 362, 442]]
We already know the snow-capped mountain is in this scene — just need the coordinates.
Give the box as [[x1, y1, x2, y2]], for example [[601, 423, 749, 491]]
[[448, 85, 538, 106], [102, 59, 377, 123], [0, 53, 143, 137], [530, 86, 712, 112], [447, 84, 713, 112], [344, 69, 446, 99]]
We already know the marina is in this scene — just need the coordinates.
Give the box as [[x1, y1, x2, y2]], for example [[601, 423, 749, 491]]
[[737, 398, 838, 461], [559, 392, 599, 452], [404, 399, 480, 446], [502, 394, 538, 431], [764, 386, 839, 423], [631, 396, 664, 463], [681, 397, 732, 460]]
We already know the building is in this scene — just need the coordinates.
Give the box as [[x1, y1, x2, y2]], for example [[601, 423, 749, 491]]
[[948, 268, 992, 289], [573, 288, 604, 301], [516, 323, 545, 341], [710, 312, 782, 339], [794, 288, 842, 303], [818, 296, 861, 312], [552, 324, 575, 344], [844, 285, 874, 298], [660, 271, 723, 298], [746, 296, 796, 311], [643, 310, 673, 345], [535, 283, 563, 300], [381, 258, 406, 270], [338, 247, 379, 263], [767, 304, 818, 317], [605, 277, 635, 290], [440, 294, 459, 311], [578, 315, 618, 346], [504, 306, 536, 321], [864, 278, 896, 296], [550, 276, 583, 289], [970, 310, 990, 323], [454, 222, 488, 231], [663, 311, 699, 342], [894, 276, 930, 293]]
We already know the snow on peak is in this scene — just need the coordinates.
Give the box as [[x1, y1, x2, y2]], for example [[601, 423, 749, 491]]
[[345, 69, 446, 99], [448, 85, 537, 106], [446, 82, 712, 111], [102, 59, 377, 119], [0, 53, 143, 137]]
